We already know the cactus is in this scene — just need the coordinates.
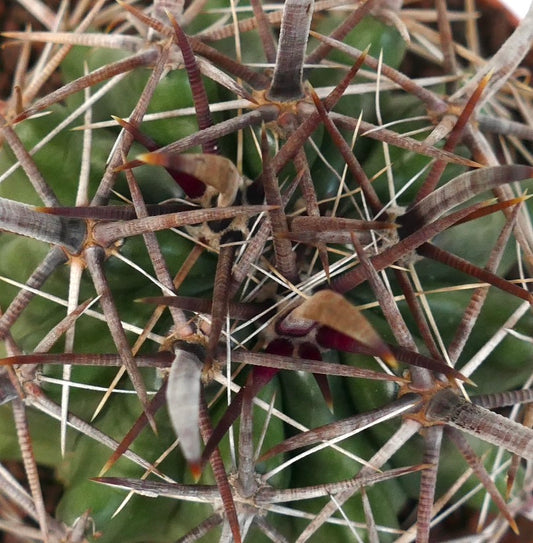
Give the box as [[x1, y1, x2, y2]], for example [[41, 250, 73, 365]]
[[1, 1, 533, 541]]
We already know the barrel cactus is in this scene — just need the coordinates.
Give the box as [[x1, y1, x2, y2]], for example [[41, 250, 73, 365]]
[[1, 1, 533, 541]]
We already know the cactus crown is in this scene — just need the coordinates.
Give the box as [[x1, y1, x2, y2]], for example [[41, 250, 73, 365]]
[[1, 1, 533, 542]]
